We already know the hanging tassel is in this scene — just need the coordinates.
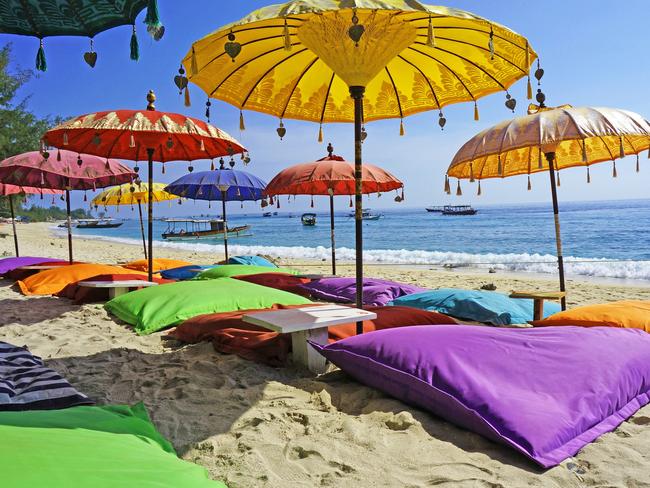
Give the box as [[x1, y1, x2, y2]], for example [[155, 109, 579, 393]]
[[456, 180, 462, 196], [497, 155, 502, 175], [144, 0, 164, 40], [205, 99, 211, 121], [636, 154, 640, 172], [277, 198, 280, 209], [527, 77, 533, 100], [426, 15, 435, 47], [63, 132, 68, 145], [57, 149, 61, 161], [349, 195, 353, 208], [239, 111, 245, 131], [310, 195, 314, 208], [162, 162, 165, 174], [469, 163, 475, 182], [444, 174, 451, 194], [190, 47, 198, 75], [538, 147, 543, 169], [129, 134, 136, 148], [474, 102, 479, 121], [130, 25, 139, 61], [527, 175, 532, 191], [35, 39, 47, 72], [488, 27, 495, 60], [582, 140, 588, 162], [612, 160, 617, 178], [477, 180, 482, 196], [318, 125, 323, 143], [200, 139, 205, 151], [587, 166, 591, 183], [210, 160, 215, 171], [283, 17, 292, 51], [399, 119, 405, 136], [184, 86, 191, 107], [619, 137, 625, 159], [556, 171, 561, 187]]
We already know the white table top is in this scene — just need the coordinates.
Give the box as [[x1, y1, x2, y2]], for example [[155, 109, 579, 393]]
[[77, 280, 159, 288], [243, 305, 377, 334]]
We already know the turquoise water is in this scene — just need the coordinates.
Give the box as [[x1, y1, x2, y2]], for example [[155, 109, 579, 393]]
[[68, 199, 650, 281]]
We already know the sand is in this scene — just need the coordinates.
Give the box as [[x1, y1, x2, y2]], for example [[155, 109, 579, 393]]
[[1, 222, 649, 487]]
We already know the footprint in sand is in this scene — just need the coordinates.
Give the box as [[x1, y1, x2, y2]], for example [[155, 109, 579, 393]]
[[630, 416, 650, 426]]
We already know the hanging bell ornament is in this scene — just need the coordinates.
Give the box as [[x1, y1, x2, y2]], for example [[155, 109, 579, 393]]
[[243, 154, 251, 165], [536, 89, 546, 107], [224, 32, 242, 62], [174, 65, 188, 94], [360, 126, 368, 142], [83, 38, 97, 68], [348, 11, 365, 46], [505, 94, 516, 112], [205, 100, 212, 121], [277, 121, 286, 140], [229, 158, 235, 168], [438, 111, 446, 130], [166, 136, 174, 149], [77, 155, 83, 166], [534, 60, 544, 85], [188, 165, 194, 172], [219, 158, 225, 170], [133, 165, 140, 173]]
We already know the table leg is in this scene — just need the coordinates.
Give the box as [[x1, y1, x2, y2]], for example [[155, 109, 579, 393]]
[[533, 299, 544, 321], [291, 327, 328, 374], [108, 287, 129, 299]]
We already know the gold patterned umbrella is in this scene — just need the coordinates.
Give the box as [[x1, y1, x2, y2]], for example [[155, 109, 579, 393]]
[[92, 182, 177, 259], [447, 104, 650, 308], [182, 0, 536, 331]]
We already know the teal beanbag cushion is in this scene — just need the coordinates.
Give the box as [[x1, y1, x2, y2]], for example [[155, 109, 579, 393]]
[[227, 255, 277, 267], [390, 288, 561, 325], [0, 403, 225, 488], [105, 278, 312, 334], [195, 264, 298, 280]]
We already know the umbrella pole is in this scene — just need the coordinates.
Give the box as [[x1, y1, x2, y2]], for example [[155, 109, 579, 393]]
[[9, 196, 19, 257], [350, 86, 365, 334], [137, 200, 147, 260], [146, 149, 154, 282], [329, 193, 336, 276], [65, 190, 73, 263], [545, 152, 567, 310], [221, 191, 229, 262]]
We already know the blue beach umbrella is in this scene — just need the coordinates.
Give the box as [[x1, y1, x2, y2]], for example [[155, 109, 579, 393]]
[[165, 168, 267, 260]]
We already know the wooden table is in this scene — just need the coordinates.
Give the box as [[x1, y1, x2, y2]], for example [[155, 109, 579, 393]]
[[243, 305, 377, 373], [77, 280, 159, 299], [509, 291, 566, 321]]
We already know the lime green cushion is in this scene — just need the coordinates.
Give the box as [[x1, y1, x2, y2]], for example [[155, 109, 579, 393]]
[[0, 403, 225, 488], [195, 264, 299, 280], [105, 278, 312, 335]]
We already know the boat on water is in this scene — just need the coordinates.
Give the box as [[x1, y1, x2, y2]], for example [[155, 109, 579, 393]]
[[262, 212, 272, 217], [348, 208, 382, 220], [426, 205, 477, 215], [301, 213, 317, 226], [60, 218, 123, 229], [162, 219, 250, 241]]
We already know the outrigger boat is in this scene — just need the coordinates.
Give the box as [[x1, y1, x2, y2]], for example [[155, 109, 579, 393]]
[[426, 205, 477, 215], [70, 218, 123, 229], [301, 213, 317, 226], [162, 219, 250, 241], [347, 208, 382, 220]]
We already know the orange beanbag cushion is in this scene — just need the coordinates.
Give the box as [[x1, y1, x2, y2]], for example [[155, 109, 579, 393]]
[[530, 300, 650, 332], [122, 258, 193, 273], [17, 264, 148, 296]]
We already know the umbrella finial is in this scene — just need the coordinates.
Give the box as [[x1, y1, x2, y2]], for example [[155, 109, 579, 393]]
[[146, 90, 156, 111], [327, 143, 334, 157]]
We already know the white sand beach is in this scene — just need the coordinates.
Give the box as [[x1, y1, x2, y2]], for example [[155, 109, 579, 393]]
[[1, 222, 650, 487]]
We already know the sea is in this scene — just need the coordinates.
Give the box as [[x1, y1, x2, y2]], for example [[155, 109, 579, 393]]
[[64, 199, 650, 283]]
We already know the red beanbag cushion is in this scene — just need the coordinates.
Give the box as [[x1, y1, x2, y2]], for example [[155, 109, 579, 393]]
[[232, 273, 312, 297]]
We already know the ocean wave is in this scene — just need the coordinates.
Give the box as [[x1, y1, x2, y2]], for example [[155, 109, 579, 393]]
[[65, 230, 650, 282]]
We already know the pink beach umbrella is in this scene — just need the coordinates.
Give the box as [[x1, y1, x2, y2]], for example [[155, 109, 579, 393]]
[[0, 150, 136, 262], [0, 183, 63, 257]]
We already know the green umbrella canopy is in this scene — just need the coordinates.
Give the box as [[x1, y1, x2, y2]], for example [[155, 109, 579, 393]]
[[0, 0, 164, 71]]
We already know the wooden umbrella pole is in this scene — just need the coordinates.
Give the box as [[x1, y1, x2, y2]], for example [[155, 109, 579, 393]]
[[9, 196, 19, 257], [350, 86, 365, 334], [221, 190, 229, 262], [146, 148, 154, 282], [65, 189, 73, 263], [329, 193, 336, 275], [137, 200, 147, 259], [545, 152, 567, 310]]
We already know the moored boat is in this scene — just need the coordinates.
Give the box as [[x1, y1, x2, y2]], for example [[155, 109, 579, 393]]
[[441, 205, 477, 216], [301, 213, 317, 226], [162, 219, 250, 240], [75, 218, 123, 229]]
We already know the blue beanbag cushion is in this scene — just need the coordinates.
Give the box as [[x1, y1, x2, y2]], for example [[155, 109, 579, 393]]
[[227, 255, 277, 267], [390, 288, 561, 325], [160, 265, 215, 281]]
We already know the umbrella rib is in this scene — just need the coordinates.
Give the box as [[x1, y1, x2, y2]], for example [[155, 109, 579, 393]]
[[319, 72, 337, 125], [396, 54, 441, 109], [384, 67, 404, 119], [405, 46, 476, 101], [240, 47, 309, 109], [280, 55, 320, 119]]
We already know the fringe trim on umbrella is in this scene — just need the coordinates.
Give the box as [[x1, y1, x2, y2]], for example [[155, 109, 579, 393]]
[[527, 76, 532, 100], [527, 175, 532, 191], [444, 174, 450, 194], [477, 180, 482, 196], [35, 39, 47, 72], [184, 86, 191, 107], [318, 125, 323, 143], [130, 25, 139, 61], [636, 154, 640, 172], [587, 166, 591, 183], [349, 195, 353, 207], [239, 111, 245, 131], [612, 160, 618, 178], [399, 119, 405, 136], [474, 102, 479, 121], [556, 171, 561, 187], [310, 195, 314, 208], [456, 180, 462, 196]]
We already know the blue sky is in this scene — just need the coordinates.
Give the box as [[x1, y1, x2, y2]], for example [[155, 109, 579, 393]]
[[2, 0, 649, 216]]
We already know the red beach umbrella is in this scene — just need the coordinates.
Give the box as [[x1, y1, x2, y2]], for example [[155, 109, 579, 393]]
[[264, 143, 403, 274], [0, 183, 63, 257], [0, 150, 136, 263], [43, 91, 247, 279]]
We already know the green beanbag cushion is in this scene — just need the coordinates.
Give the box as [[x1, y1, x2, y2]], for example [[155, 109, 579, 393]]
[[0, 403, 225, 488], [194, 264, 299, 280], [105, 278, 312, 335]]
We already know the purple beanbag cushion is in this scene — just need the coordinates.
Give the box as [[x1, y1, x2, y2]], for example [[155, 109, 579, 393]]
[[0, 257, 64, 276], [312, 325, 650, 467], [299, 277, 427, 306]]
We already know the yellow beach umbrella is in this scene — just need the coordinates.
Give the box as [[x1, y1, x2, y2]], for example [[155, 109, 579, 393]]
[[447, 104, 650, 308], [182, 0, 537, 332], [92, 181, 178, 259]]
